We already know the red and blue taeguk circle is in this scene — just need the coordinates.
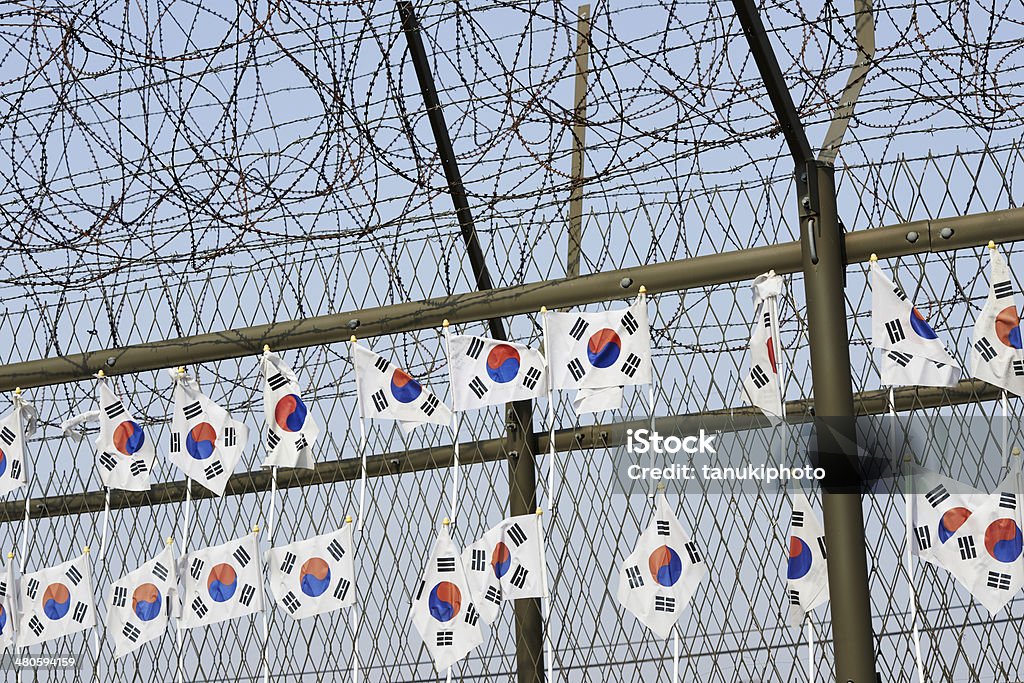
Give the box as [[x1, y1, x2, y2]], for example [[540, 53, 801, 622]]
[[587, 329, 621, 368], [133, 583, 162, 622], [486, 344, 521, 383], [207, 563, 238, 602], [185, 422, 217, 460], [300, 557, 331, 598], [648, 545, 683, 587], [390, 369, 422, 404], [274, 394, 308, 432], [938, 507, 972, 543], [43, 583, 71, 620], [985, 518, 1023, 563], [787, 537, 813, 580], [113, 420, 146, 455]]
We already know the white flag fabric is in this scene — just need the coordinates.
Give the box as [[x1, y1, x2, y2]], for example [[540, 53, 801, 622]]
[[462, 514, 547, 625], [107, 546, 178, 657], [17, 553, 96, 647], [571, 386, 624, 414], [179, 534, 264, 629], [934, 467, 1024, 614], [616, 494, 707, 639], [448, 336, 547, 412], [62, 383, 154, 491], [0, 558, 16, 650], [786, 492, 829, 626], [871, 262, 961, 387], [741, 273, 784, 418], [909, 466, 985, 568], [261, 352, 319, 469], [168, 374, 249, 497], [267, 525, 355, 620], [545, 299, 652, 395], [0, 396, 38, 496], [352, 343, 452, 432], [971, 248, 1024, 395], [411, 525, 483, 671]]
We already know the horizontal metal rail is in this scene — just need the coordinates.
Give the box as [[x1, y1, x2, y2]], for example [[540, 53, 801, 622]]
[[3, 206, 1024, 392], [0, 377, 1000, 522]]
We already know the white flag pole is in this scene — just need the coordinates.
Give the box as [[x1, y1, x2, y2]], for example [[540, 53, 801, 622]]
[[15, 389, 29, 683], [806, 614, 815, 682], [83, 545, 101, 675], [672, 626, 680, 683], [1002, 390, 1010, 468], [260, 347, 281, 542], [345, 515, 360, 683], [173, 368, 191, 683], [442, 321, 460, 525], [250, 525, 270, 683], [351, 337, 370, 531], [902, 450, 926, 683], [540, 307, 558, 511], [537, 508, 554, 682]]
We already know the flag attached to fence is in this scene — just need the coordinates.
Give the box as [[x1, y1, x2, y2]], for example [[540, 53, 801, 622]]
[[168, 374, 249, 497], [0, 557, 16, 650], [448, 336, 547, 412], [411, 524, 483, 671], [462, 513, 547, 624], [871, 262, 961, 387], [352, 343, 452, 432], [545, 298, 652, 413], [909, 466, 985, 569], [971, 247, 1024, 395], [267, 524, 355, 620], [934, 466, 1024, 614], [179, 534, 264, 629], [0, 395, 37, 496], [786, 492, 829, 626], [741, 273, 784, 418], [261, 352, 319, 470], [107, 546, 177, 657], [616, 493, 706, 639], [17, 553, 96, 647]]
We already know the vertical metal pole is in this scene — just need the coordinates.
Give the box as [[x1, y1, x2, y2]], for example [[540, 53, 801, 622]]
[[567, 4, 591, 279]]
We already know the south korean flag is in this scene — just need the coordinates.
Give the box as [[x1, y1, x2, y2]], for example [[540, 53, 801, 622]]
[[871, 261, 961, 387], [179, 534, 264, 629], [107, 546, 178, 657], [616, 493, 706, 639], [18, 552, 96, 647], [934, 465, 1024, 615], [462, 513, 548, 624], [0, 395, 38, 496], [448, 336, 547, 412], [545, 298, 652, 413], [352, 343, 452, 432], [741, 273, 784, 418], [411, 523, 483, 672], [0, 557, 16, 650], [168, 373, 249, 497], [267, 523, 355, 620], [261, 352, 319, 470], [909, 466, 984, 568], [971, 247, 1024, 395], [785, 492, 829, 626]]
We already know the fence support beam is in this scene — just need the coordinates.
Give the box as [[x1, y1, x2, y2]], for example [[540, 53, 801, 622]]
[[566, 3, 591, 278]]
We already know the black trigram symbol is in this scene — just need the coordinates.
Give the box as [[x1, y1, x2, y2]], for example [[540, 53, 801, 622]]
[[239, 584, 256, 607], [437, 557, 456, 573], [66, 564, 83, 586], [415, 580, 425, 601], [112, 585, 128, 608], [99, 452, 118, 471], [510, 566, 528, 589], [129, 460, 147, 476], [976, 338, 998, 362], [522, 367, 542, 390], [0, 579, 6, 598], [988, 571, 1013, 590], [468, 377, 488, 399], [436, 631, 453, 647], [887, 350, 912, 367], [622, 311, 639, 334], [26, 578, 39, 599], [817, 536, 827, 560], [170, 433, 181, 453], [995, 280, 1014, 300], [792, 510, 805, 528], [123, 622, 141, 642], [508, 523, 527, 546], [190, 558, 205, 580], [28, 615, 43, 636], [958, 536, 977, 560], [915, 526, 931, 551], [788, 589, 801, 606], [204, 461, 224, 479], [72, 602, 88, 623], [485, 586, 501, 604], [295, 435, 308, 451], [684, 540, 702, 565], [885, 320, 905, 344], [371, 390, 388, 413], [1000, 492, 1017, 510], [1014, 360, 1024, 378], [654, 596, 676, 613], [328, 538, 346, 562], [750, 365, 770, 389], [466, 338, 485, 359], [267, 373, 289, 391], [926, 484, 950, 507], [283, 592, 301, 614], [373, 356, 389, 373], [232, 546, 251, 567], [280, 552, 296, 574], [567, 359, 585, 382], [0, 427, 14, 446], [893, 284, 908, 301], [762, 311, 772, 329], [421, 394, 439, 416], [223, 425, 236, 448], [9, 460, 20, 479], [656, 520, 670, 536], [471, 549, 486, 572], [622, 353, 642, 378], [334, 577, 351, 601], [569, 318, 589, 341], [191, 597, 208, 618], [267, 431, 281, 450], [183, 402, 203, 420], [464, 603, 479, 626], [625, 565, 644, 589], [152, 562, 169, 582], [104, 402, 126, 420]]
